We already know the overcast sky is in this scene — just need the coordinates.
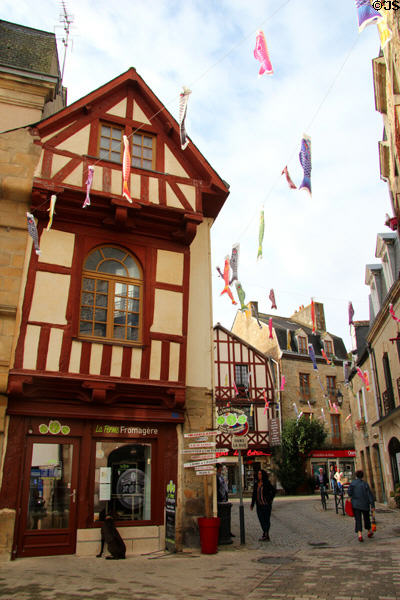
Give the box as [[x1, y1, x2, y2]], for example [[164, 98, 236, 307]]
[[2, 0, 391, 350]]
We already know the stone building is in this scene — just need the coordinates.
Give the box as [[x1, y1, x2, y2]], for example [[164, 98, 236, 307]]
[[0, 42, 229, 557], [232, 301, 355, 481], [348, 233, 400, 506]]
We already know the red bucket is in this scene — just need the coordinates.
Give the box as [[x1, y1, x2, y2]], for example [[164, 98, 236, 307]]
[[198, 517, 220, 554]]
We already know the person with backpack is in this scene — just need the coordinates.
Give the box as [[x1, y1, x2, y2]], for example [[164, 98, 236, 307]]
[[250, 469, 276, 541], [347, 470, 375, 542]]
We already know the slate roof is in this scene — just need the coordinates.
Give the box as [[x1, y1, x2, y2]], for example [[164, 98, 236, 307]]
[[257, 311, 348, 361], [0, 20, 60, 78]]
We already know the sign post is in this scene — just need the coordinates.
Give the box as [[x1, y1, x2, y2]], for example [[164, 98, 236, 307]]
[[232, 435, 248, 545]]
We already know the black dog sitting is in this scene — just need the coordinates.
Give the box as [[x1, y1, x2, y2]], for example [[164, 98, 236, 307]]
[[96, 509, 126, 560]]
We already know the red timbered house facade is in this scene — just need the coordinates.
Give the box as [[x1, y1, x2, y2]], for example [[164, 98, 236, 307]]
[[0, 68, 229, 558], [213, 325, 277, 492]]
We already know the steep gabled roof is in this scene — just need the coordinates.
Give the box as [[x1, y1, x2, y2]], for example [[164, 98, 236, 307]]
[[0, 20, 60, 78]]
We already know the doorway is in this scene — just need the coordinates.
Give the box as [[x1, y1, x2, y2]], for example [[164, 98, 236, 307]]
[[16, 437, 80, 557]]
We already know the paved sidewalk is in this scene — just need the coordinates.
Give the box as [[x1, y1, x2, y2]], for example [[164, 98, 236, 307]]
[[0, 496, 399, 600]]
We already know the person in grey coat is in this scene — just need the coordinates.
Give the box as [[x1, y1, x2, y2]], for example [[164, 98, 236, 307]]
[[348, 470, 375, 542]]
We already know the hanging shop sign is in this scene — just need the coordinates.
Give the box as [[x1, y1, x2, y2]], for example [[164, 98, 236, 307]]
[[231, 436, 249, 450], [216, 408, 248, 435], [269, 417, 281, 446]]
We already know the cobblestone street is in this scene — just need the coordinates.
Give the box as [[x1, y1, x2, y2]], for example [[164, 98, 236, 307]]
[[0, 496, 399, 600]]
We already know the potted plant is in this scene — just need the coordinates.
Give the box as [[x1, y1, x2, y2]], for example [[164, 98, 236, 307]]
[[390, 483, 400, 508]]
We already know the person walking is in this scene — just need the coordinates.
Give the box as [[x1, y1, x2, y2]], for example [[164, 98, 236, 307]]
[[250, 469, 276, 541], [347, 470, 375, 542]]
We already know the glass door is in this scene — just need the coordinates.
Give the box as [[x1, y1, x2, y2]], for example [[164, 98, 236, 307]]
[[17, 437, 79, 557]]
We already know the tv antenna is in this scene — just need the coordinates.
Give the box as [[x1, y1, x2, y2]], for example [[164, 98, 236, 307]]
[[59, 0, 74, 84]]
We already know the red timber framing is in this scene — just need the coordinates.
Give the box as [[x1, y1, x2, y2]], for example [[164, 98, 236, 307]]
[[213, 324, 276, 450], [1, 67, 230, 558]]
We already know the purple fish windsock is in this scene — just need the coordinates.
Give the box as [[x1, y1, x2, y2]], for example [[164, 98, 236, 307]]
[[348, 301, 355, 325], [281, 166, 297, 189], [299, 134, 312, 195], [254, 30, 273, 77], [83, 165, 94, 208], [229, 243, 240, 284], [178, 87, 191, 150], [26, 212, 41, 255], [308, 343, 318, 370], [269, 288, 277, 309], [355, 0, 383, 33]]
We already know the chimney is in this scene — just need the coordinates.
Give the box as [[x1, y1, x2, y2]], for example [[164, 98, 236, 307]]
[[291, 302, 326, 332]]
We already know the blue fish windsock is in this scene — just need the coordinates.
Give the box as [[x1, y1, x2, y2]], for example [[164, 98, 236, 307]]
[[355, 0, 382, 33], [299, 134, 311, 195], [308, 343, 318, 370]]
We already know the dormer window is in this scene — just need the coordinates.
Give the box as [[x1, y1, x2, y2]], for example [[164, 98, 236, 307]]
[[324, 340, 334, 356], [297, 335, 308, 354]]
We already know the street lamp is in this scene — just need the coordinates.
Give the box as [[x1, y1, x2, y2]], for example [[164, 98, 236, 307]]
[[336, 388, 344, 406]]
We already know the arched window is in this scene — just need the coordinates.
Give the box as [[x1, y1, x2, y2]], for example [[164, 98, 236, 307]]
[[79, 246, 142, 343]]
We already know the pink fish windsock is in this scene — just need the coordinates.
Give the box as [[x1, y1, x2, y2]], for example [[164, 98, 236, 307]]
[[83, 165, 94, 208], [254, 30, 273, 77], [122, 135, 132, 203], [345, 413, 352, 423], [178, 87, 191, 150], [269, 317, 273, 339], [389, 303, 400, 322], [220, 256, 237, 305], [348, 301, 355, 325], [281, 166, 297, 190], [280, 375, 285, 391], [355, 0, 383, 33], [26, 212, 41, 255], [263, 389, 269, 414], [269, 288, 277, 309]]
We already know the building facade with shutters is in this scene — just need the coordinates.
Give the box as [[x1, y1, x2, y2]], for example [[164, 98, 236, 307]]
[[0, 66, 229, 559], [213, 324, 276, 494], [232, 301, 355, 483]]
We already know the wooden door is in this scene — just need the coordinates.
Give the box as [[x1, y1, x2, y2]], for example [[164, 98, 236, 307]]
[[16, 437, 80, 557]]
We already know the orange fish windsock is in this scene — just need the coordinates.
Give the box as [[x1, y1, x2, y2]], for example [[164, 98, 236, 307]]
[[122, 135, 132, 203], [220, 256, 237, 305]]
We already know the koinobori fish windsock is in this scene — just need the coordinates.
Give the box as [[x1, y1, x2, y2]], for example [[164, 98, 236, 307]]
[[46, 194, 57, 231], [220, 256, 237, 305], [311, 298, 316, 334], [281, 166, 297, 189], [268, 317, 273, 339], [348, 301, 355, 325], [254, 30, 273, 76], [230, 243, 240, 284], [178, 87, 191, 150], [257, 208, 265, 260], [235, 281, 247, 311], [269, 289, 277, 310], [389, 303, 400, 322], [308, 343, 318, 370], [355, 0, 382, 33], [299, 134, 312, 195], [122, 136, 133, 203], [83, 165, 94, 208], [26, 212, 41, 255]]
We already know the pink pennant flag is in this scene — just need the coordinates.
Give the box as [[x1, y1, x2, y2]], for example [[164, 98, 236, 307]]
[[281, 166, 297, 189], [233, 381, 239, 396], [389, 303, 400, 322], [280, 375, 285, 391], [333, 403, 339, 413], [269, 317, 273, 339], [263, 389, 269, 414]]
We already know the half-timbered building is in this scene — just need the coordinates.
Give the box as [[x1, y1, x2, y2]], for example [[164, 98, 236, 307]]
[[0, 67, 229, 559], [213, 324, 276, 493]]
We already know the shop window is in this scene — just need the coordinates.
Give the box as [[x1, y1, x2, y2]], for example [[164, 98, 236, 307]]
[[94, 442, 152, 522], [330, 415, 341, 445], [299, 373, 311, 401], [99, 124, 123, 162], [132, 132, 155, 170], [79, 246, 142, 343]]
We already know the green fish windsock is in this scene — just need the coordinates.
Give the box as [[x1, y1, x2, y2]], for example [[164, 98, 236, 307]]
[[257, 209, 264, 260], [235, 281, 247, 311]]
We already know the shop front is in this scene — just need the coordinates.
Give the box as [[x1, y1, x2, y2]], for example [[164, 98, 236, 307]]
[[310, 449, 356, 487], [216, 449, 271, 496], [1, 398, 182, 559]]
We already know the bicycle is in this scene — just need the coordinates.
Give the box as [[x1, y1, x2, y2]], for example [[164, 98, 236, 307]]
[[319, 484, 329, 510]]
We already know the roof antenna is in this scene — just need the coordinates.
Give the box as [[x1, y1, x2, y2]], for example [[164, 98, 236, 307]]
[[59, 0, 74, 85]]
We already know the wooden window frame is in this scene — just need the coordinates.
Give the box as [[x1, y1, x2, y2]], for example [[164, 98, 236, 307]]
[[330, 414, 341, 445], [324, 340, 334, 356], [299, 373, 311, 400], [131, 131, 156, 171], [326, 375, 336, 400], [79, 246, 143, 345], [298, 336, 308, 354], [98, 122, 124, 163]]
